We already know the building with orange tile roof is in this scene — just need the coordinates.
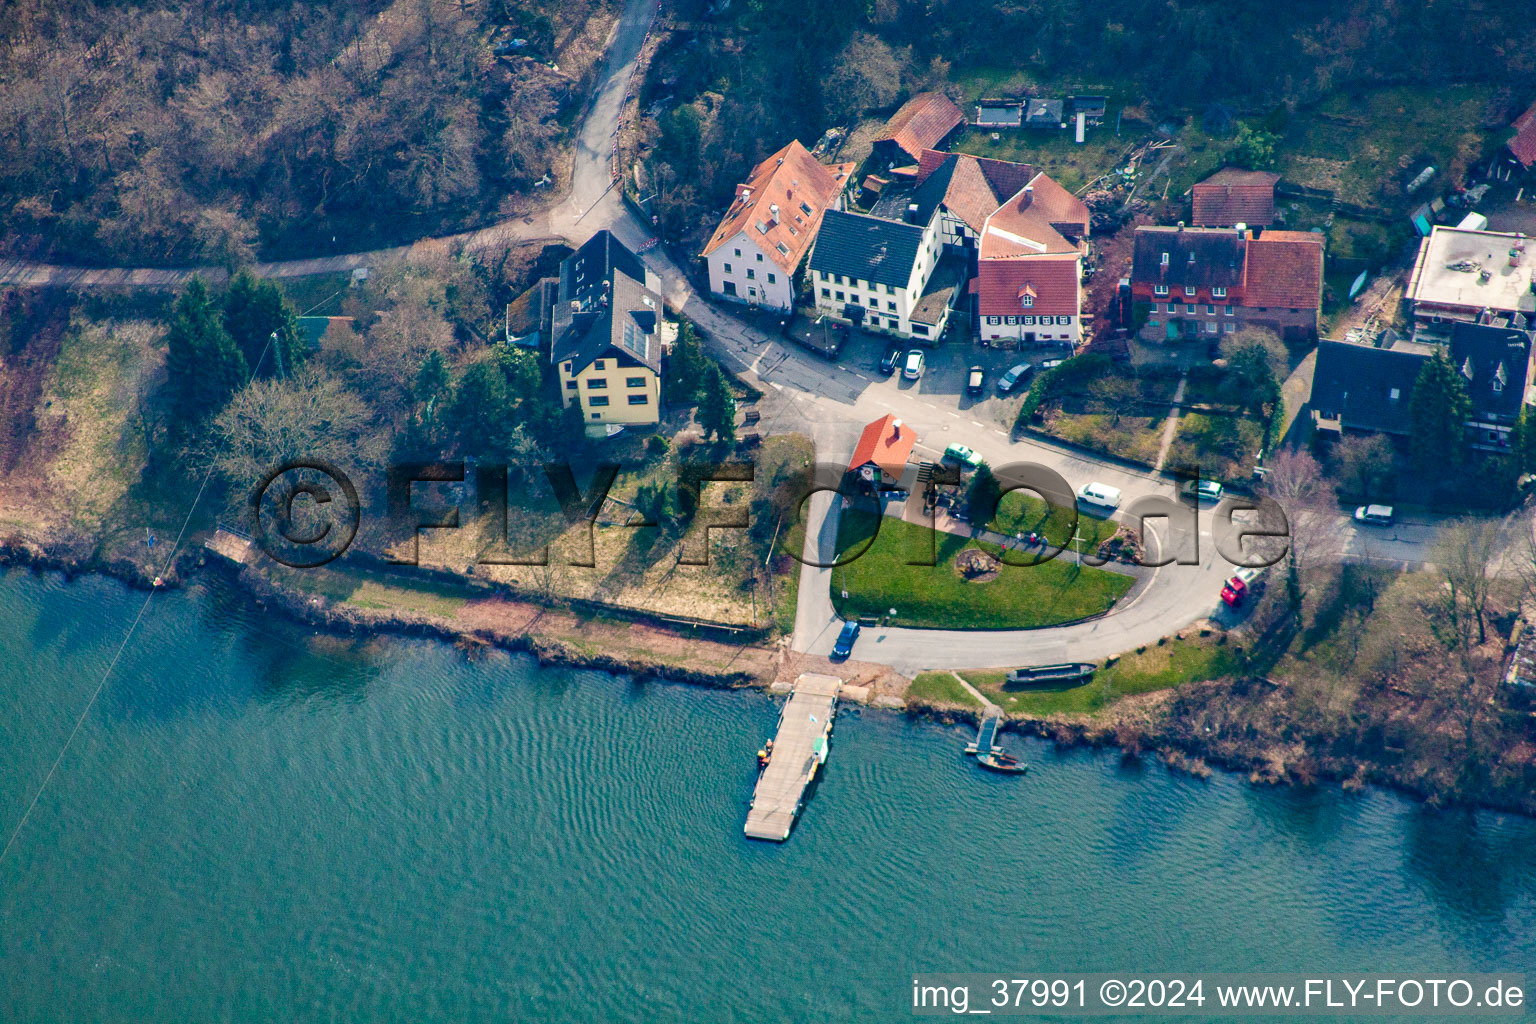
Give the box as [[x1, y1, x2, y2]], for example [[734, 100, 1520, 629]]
[[848, 414, 917, 487], [701, 140, 854, 311], [871, 93, 965, 167]]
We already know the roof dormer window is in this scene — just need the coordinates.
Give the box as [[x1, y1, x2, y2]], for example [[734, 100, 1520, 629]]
[[1160, 252, 1170, 266]]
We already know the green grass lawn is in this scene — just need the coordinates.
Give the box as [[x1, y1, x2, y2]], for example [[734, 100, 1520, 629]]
[[831, 516, 1134, 629], [990, 491, 1118, 550], [907, 671, 982, 708], [961, 635, 1238, 717]]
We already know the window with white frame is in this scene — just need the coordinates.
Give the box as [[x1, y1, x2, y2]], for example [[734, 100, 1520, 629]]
[[1154, 285, 1169, 297], [1213, 286, 1227, 298]]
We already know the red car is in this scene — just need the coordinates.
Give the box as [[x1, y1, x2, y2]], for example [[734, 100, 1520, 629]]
[[1220, 576, 1248, 608]]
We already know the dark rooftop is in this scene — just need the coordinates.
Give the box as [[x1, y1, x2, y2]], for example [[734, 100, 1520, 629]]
[[809, 209, 926, 290], [1310, 340, 1428, 436], [1131, 226, 1247, 289], [1450, 320, 1533, 423]]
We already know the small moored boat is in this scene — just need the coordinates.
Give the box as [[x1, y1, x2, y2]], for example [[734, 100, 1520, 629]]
[[976, 752, 1029, 774]]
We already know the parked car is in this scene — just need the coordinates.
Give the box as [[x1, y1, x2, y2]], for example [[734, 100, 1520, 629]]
[[966, 365, 985, 396], [830, 620, 861, 660], [1076, 482, 1122, 511], [879, 343, 902, 375], [943, 443, 983, 469], [1354, 504, 1395, 526], [1220, 567, 1266, 608], [902, 349, 925, 380], [996, 362, 1034, 394], [1181, 479, 1224, 504]]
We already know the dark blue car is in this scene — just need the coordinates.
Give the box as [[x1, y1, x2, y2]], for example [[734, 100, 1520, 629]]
[[830, 621, 860, 661]]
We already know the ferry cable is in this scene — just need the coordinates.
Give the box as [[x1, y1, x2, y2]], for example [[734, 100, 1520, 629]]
[[0, 283, 350, 870]]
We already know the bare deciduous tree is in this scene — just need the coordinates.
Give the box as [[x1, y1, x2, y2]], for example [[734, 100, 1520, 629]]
[[1258, 448, 1340, 611], [1430, 517, 1504, 647]]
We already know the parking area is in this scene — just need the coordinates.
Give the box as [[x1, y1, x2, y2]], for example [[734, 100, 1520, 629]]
[[831, 327, 1073, 411]]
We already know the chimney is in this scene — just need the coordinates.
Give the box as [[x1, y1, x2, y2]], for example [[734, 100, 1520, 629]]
[[906, 202, 920, 224], [770, 203, 780, 220], [1176, 221, 1185, 231], [1234, 222, 1247, 236], [892, 418, 902, 438], [1021, 184, 1034, 209]]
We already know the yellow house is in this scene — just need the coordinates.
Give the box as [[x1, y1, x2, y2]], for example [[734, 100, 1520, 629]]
[[551, 231, 666, 437]]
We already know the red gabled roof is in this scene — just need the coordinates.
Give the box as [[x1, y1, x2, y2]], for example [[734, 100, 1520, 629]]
[[976, 255, 1080, 317], [1510, 100, 1536, 169], [874, 93, 965, 162], [1242, 230, 1324, 309], [848, 414, 917, 479], [701, 140, 854, 271], [979, 172, 1088, 258], [1191, 167, 1280, 227], [913, 149, 1036, 235]]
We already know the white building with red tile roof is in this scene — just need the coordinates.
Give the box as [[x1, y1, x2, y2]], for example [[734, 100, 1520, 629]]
[[973, 174, 1090, 348], [701, 140, 854, 311]]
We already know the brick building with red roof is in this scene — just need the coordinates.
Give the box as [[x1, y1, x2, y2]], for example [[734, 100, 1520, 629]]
[[1129, 226, 1324, 343]]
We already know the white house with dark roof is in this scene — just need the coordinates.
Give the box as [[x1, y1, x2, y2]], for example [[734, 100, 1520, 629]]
[[806, 206, 955, 341]]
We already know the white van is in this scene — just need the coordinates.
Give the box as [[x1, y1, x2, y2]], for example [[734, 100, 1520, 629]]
[[1076, 482, 1122, 511]]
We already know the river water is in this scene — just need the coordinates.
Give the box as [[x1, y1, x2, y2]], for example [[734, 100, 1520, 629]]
[[2, 568, 1534, 1021]]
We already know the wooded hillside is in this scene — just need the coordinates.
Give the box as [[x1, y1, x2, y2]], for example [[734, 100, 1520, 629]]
[[0, 0, 614, 264]]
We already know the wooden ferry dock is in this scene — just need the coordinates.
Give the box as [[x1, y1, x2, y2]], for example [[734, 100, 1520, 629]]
[[744, 673, 841, 841]]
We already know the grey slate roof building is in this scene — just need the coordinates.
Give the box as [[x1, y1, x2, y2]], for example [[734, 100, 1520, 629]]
[[1449, 320, 1533, 425], [550, 230, 662, 374], [1309, 340, 1429, 436], [1132, 226, 1247, 291], [1024, 98, 1064, 126], [808, 209, 926, 290]]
